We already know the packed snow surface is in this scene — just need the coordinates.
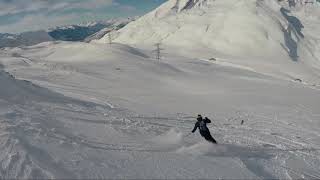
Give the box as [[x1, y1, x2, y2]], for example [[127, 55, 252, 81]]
[[1, 0, 320, 179]]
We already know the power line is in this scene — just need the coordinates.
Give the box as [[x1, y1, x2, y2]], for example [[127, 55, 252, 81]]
[[154, 43, 164, 61]]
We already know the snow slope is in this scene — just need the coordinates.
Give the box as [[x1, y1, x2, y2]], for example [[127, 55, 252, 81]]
[[0, 0, 320, 179], [1, 40, 320, 179], [0, 62, 113, 178], [98, 0, 320, 85]]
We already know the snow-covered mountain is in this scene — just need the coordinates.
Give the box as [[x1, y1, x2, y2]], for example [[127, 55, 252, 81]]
[[1, 0, 320, 179], [0, 19, 133, 48], [0, 30, 54, 48], [98, 0, 320, 84], [84, 18, 136, 42], [49, 18, 134, 42], [48, 22, 107, 42]]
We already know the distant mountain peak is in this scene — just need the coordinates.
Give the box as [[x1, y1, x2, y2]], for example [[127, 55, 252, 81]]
[[150, 0, 208, 18], [0, 18, 133, 48], [172, 0, 208, 11]]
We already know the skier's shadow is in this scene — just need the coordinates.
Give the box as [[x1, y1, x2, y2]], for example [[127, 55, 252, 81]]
[[281, 8, 304, 38], [280, 8, 304, 61], [282, 25, 298, 61]]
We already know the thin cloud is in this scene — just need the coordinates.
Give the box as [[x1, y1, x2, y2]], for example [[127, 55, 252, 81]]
[[0, 0, 163, 33], [0, 0, 114, 33], [0, 0, 113, 16], [0, 13, 78, 33]]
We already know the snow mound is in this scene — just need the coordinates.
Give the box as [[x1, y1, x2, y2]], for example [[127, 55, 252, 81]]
[[177, 142, 272, 160], [14, 41, 149, 63], [0, 64, 63, 103]]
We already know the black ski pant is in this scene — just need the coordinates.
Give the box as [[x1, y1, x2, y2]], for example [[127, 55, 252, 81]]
[[200, 130, 217, 144]]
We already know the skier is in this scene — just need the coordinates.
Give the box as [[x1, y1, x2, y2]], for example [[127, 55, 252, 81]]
[[192, 114, 217, 144]]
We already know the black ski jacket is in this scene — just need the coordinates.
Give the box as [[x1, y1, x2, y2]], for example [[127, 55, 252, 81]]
[[192, 118, 211, 133]]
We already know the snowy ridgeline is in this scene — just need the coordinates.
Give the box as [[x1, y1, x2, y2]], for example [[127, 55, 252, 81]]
[[0, 0, 320, 179]]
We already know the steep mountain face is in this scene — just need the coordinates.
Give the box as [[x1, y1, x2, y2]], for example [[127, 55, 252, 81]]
[[98, 0, 320, 84], [101, 0, 289, 57]]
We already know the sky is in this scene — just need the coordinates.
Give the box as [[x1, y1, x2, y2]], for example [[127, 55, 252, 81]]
[[0, 0, 166, 34]]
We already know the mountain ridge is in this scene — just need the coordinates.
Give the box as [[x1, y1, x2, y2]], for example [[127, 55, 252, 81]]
[[0, 18, 134, 48], [97, 0, 320, 84]]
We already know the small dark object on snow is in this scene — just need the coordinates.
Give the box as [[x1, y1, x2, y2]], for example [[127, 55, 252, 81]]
[[294, 78, 302, 82], [192, 114, 217, 144], [241, 120, 244, 125], [209, 57, 216, 61]]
